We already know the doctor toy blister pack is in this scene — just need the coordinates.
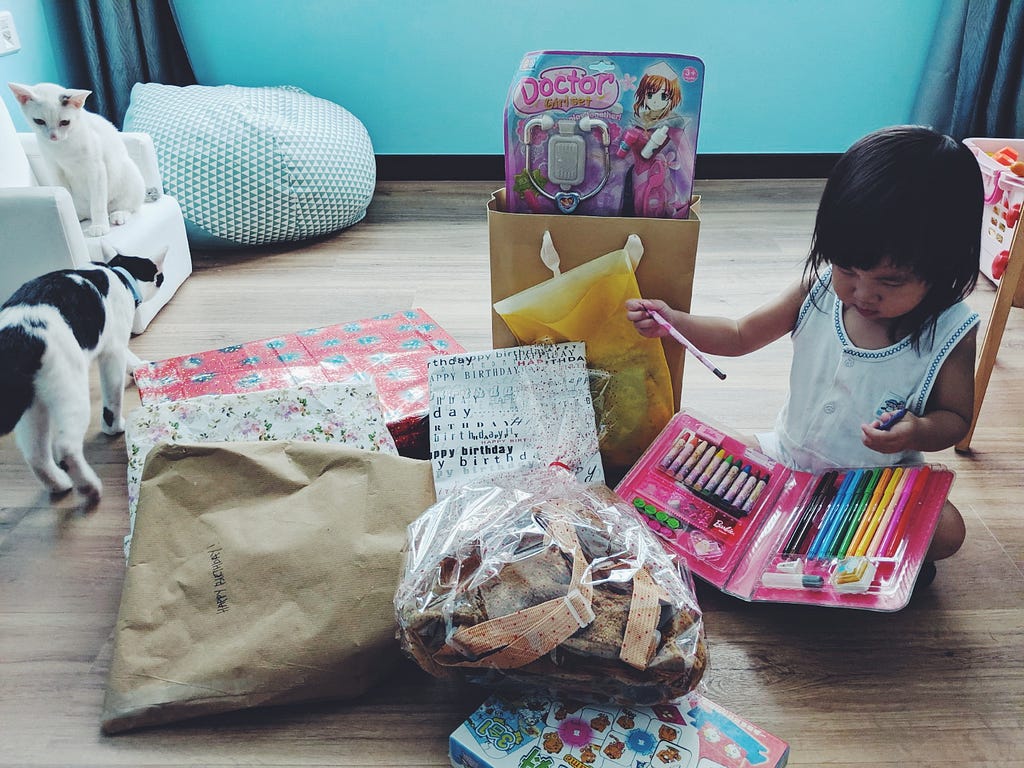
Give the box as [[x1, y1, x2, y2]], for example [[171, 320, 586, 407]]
[[615, 410, 954, 612], [504, 51, 704, 218]]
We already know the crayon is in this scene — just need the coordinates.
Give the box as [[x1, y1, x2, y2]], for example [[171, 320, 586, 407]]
[[723, 464, 752, 503], [693, 449, 727, 491], [731, 469, 761, 509], [660, 430, 693, 468], [666, 434, 700, 474], [702, 454, 734, 494], [684, 442, 719, 485]]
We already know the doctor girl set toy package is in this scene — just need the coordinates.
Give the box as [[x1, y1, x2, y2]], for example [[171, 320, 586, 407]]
[[504, 51, 704, 218]]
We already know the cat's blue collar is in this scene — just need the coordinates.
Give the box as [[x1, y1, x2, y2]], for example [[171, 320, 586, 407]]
[[110, 266, 143, 307]]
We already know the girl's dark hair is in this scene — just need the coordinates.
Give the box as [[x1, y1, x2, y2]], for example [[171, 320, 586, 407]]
[[805, 125, 983, 349]]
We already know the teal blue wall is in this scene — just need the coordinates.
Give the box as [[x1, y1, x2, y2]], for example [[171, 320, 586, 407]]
[[172, 0, 943, 155], [0, 0, 62, 130], [3, 1, 943, 154]]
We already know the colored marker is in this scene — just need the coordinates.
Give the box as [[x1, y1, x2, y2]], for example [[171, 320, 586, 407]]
[[827, 467, 881, 558], [854, 467, 907, 557], [644, 307, 727, 380], [872, 466, 929, 557], [876, 408, 907, 431], [842, 466, 893, 556], [806, 469, 862, 559], [883, 466, 933, 558], [782, 470, 837, 554]]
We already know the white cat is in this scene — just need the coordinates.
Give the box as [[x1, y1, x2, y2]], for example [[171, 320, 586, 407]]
[[0, 245, 165, 504], [8, 81, 146, 237]]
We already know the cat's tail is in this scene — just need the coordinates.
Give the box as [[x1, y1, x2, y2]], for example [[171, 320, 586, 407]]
[[0, 327, 44, 435]]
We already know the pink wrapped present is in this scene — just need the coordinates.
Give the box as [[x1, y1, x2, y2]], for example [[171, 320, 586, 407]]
[[133, 309, 465, 457]]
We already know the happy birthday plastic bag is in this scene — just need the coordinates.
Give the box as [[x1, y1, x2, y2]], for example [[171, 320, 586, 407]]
[[493, 233, 674, 479]]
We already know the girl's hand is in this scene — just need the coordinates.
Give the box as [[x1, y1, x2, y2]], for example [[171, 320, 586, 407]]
[[861, 414, 915, 454], [626, 298, 675, 338]]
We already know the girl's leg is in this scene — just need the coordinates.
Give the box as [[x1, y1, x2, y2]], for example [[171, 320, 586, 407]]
[[926, 500, 966, 561]]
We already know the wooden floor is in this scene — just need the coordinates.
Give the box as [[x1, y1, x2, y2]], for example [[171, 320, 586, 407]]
[[1, 180, 1022, 766]]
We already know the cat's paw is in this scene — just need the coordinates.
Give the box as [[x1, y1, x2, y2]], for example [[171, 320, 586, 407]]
[[101, 419, 126, 436], [78, 481, 102, 507], [109, 210, 132, 226], [84, 222, 110, 237]]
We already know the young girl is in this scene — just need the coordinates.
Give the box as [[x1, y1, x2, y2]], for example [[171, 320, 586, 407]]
[[627, 125, 983, 570]]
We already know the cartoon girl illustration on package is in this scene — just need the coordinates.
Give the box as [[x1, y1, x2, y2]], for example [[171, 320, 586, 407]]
[[617, 61, 695, 218]]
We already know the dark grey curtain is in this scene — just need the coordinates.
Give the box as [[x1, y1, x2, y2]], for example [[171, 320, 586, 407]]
[[912, 0, 1024, 139], [49, 0, 196, 128]]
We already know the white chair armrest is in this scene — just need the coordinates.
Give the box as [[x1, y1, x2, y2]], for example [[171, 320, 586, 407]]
[[121, 132, 164, 198], [17, 131, 165, 198], [0, 187, 92, 302]]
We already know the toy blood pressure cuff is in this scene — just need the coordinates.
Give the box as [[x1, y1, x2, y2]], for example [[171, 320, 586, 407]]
[[504, 50, 704, 218]]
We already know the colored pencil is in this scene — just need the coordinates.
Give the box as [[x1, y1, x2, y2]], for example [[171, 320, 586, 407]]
[[842, 466, 893, 556], [878, 466, 931, 558]]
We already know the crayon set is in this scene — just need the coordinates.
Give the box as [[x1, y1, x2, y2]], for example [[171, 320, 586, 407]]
[[616, 410, 954, 611]]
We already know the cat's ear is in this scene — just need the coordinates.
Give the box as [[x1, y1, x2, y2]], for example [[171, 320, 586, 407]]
[[63, 89, 91, 110], [8, 82, 36, 105]]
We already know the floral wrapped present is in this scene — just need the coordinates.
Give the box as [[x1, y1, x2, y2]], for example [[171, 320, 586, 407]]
[[123, 382, 397, 558], [133, 309, 465, 457]]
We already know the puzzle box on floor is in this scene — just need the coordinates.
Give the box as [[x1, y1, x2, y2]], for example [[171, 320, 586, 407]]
[[450, 693, 789, 768]]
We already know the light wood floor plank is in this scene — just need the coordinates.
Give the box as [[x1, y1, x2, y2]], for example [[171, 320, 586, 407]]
[[1, 179, 1021, 766]]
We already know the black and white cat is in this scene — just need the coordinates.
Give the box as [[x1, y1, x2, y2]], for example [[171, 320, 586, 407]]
[[0, 246, 165, 504], [8, 81, 146, 237]]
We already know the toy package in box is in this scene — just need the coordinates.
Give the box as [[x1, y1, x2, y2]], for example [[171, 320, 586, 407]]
[[132, 309, 464, 458], [964, 137, 1024, 305], [504, 50, 704, 218], [615, 411, 954, 612], [450, 693, 789, 768]]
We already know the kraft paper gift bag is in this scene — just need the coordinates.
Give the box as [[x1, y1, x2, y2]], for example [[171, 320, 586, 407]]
[[101, 441, 435, 734], [489, 189, 699, 478], [488, 189, 699, 408], [493, 233, 675, 478]]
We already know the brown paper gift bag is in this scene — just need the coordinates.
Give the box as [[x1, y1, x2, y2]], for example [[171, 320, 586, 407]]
[[101, 441, 435, 734], [488, 188, 699, 411]]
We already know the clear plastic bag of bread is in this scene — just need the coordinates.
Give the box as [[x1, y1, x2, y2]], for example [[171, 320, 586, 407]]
[[394, 464, 708, 705]]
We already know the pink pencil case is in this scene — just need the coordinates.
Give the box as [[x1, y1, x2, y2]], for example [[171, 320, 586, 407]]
[[615, 410, 953, 611]]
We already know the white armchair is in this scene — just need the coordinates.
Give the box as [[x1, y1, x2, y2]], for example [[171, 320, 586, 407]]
[[0, 98, 191, 333]]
